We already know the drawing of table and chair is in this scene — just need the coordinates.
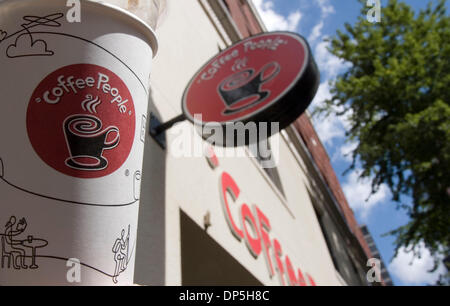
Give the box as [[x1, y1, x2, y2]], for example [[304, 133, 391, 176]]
[[1, 235, 13, 269]]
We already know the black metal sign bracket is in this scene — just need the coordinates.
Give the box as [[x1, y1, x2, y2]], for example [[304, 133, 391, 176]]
[[149, 113, 186, 150]]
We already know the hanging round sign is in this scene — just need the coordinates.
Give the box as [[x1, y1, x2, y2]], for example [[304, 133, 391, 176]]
[[181, 31, 320, 146]]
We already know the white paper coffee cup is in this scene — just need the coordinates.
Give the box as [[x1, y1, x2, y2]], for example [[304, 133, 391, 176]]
[[0, 0, 157, 285]]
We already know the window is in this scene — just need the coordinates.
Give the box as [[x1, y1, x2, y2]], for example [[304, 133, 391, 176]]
[[314, 208, 340, 272], [248, 139, 285, 197], [312, 206, 368, 285]]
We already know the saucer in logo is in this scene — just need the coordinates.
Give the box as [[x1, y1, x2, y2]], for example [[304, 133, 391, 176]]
[[26, 64, 136, 179]]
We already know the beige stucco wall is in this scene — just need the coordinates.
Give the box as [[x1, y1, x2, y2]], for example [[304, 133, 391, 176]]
[[134, 0, 344, 286]]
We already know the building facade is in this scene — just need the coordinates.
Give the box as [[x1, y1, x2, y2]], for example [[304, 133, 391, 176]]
[[133, 0, 375, 286]]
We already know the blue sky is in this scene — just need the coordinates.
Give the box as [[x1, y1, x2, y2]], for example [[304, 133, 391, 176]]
[[253, 0, 448, 286]]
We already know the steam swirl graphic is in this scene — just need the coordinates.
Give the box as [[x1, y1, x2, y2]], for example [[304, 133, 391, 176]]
[[67, 115, 103, 137], [221, 69, 254, 91], [81, 95, 102, 114]]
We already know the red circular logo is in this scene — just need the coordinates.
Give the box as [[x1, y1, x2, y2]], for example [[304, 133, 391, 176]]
[[182, 32, 310, 124], [27, 64, 136, 179]]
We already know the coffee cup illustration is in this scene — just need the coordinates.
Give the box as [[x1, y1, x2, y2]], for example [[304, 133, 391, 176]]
[[219, 61, 280, 115], [63, 114, 120, 171]]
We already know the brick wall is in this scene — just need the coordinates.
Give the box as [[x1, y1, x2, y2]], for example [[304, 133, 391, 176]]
[[223, 0, 263, 37], [294, 114, 373, 259]]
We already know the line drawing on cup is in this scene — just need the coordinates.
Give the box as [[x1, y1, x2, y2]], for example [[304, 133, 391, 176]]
[[218, 61, 281, 115], [0, 12, 148, 94], [0, 157, 141, 207], [4, 13, 63, 58], [0, 215, 135, 284], [112, 225, 131, 284], [0, 157, 4, 178], [140, 114, 147, 144], [0, 30, 7, 42], [133, 171, 141, 201], [37, 225, 136, 283], [1, 215, 49, 270]]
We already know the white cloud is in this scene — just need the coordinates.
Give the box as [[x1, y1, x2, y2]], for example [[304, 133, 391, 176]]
[[314, 112, 346, 146], [389, 242, 447, 285], [310, 81, 354, 147], [253, 0, 302, 31], [315, 0, 335, 18], [334, 141, 358, 162], [306, 0, 335, 46], [311, 81, 332, 109], [310, 40, 352, 148], [308, 21, 324, 45], [342, 169, 390, 221], [287, 11, 302, 30], [315, 40, 350, 79], [304, 0, 351, 152], [310, 82, 347, 145]]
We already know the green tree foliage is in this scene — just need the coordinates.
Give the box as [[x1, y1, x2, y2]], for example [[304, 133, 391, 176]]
[[316, 0, 449, 281]]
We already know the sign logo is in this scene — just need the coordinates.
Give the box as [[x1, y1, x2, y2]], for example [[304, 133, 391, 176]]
[[27, 64, 135, 179], [182, 32, 319, 127], [218, 62, 280, 115]]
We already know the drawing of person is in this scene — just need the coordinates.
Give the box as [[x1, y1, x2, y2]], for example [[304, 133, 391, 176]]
[[112, 226, 130, 284], [4, 216, 28, 269]]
